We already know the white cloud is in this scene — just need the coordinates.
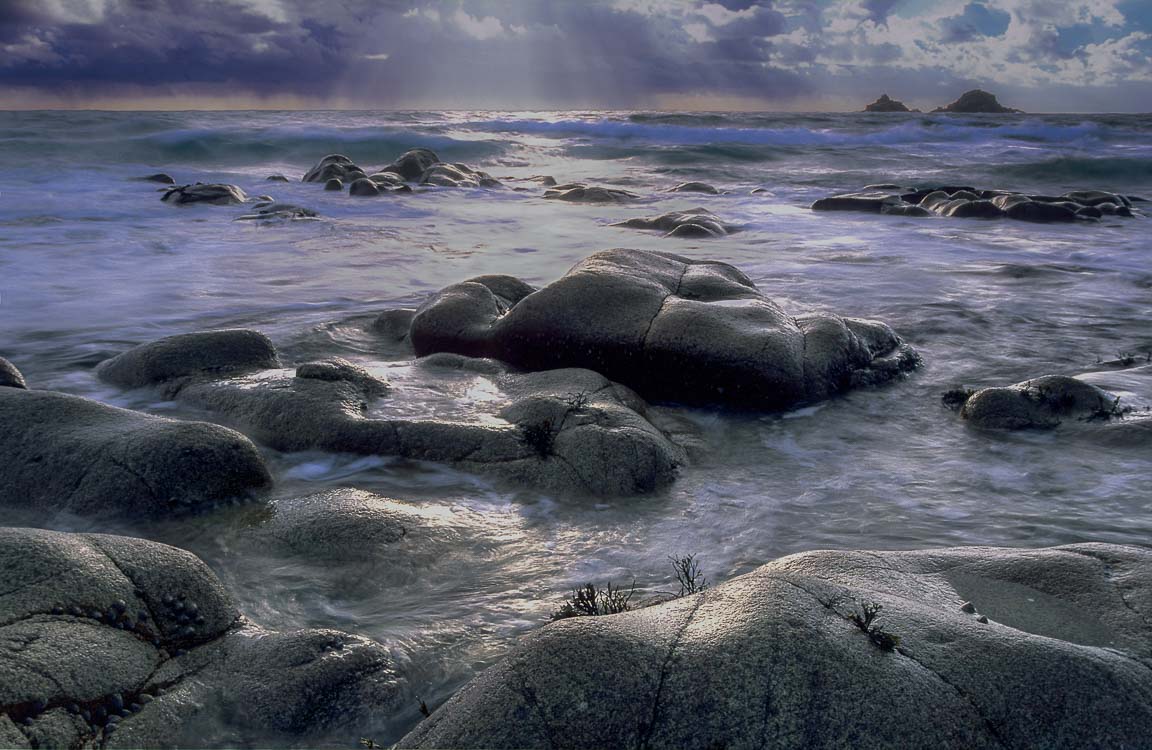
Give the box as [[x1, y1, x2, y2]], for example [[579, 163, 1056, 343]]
[[452, 9, 509, 40]]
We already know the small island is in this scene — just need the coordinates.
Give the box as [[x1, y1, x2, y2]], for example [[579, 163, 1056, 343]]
[[932, 88, 1022, 113], [863, 93, 913, 112]]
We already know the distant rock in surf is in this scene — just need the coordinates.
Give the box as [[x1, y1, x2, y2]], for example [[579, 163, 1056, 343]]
[[303, 149, 499, 192], [863, 93, 912, 112], [665, 181, 724, 194], [543, 183, 640, 203], [933, 89, 1022, 113], [235, 203, 320, 222], [613, 209, 738, 238], [409, 249, 919, 410], [160, 183, 248, 206], [302, 154, 367, 183], [265, 174, 290, 182], [812, 185, 1140, 223], [136, 172, 175, 184], [420, 162, 501, 188]]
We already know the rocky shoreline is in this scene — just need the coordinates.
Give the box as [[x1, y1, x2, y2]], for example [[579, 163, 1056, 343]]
[[2, 145, 1151, 748]]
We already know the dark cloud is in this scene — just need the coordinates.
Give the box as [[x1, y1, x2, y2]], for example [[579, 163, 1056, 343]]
[[939, 2, 1011, 44], [860, 0, 903, 26]]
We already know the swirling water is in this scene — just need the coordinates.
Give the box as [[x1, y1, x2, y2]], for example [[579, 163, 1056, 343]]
[[1, 110, 1150, 744]]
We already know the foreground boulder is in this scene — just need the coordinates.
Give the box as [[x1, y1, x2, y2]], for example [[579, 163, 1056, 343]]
[[399, 543, 1152, 749], [409, 250, 919, 410], [97, 335, 684, 496], [160, 183, 247, 206], [0, 357, 26, 388], [863, 93, 912, 112], [0, 388, 270, 518], [813, 184, 1139, 223], [952, 371, 1150, 433], [612, 209, 738, 238], [544, 183, 640, 203], [0, 527, 402, 748], [933, 89, 1021, 113]]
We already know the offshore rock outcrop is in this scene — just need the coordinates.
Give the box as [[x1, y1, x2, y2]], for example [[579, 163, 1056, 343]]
[[96, 336, 684, 496], [863, 93, 912, 112], [399, 543, 1152, 750], [0, 387, 270, 518], [812, 185, 1140, 223], [933, 89, 1022, 113], [409, 249, 919, 410], [543, 183, 641, 203], [302, 149, 499, 193], [0, 527, 402, 749]]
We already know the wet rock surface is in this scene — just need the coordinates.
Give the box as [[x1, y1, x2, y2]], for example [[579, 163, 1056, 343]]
[[160, 183, 248, 206], [665, 181, 723, 194], [410, 249, 919, 410], [613, 209, 739, 238], [813, 184, 1141, 223], [0, 357, 26, 389], [399, 543, 1152, 750], [97, 329, 280, 389], [0, 527, 402, 748], [954, 371, 1151, 431], [96, 333, 685, 496], [0, 388, 271, 518], [235, 203, 319, 222]]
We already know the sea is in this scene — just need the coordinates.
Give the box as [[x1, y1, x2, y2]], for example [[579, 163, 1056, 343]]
[[1, 109, 1150, 744]]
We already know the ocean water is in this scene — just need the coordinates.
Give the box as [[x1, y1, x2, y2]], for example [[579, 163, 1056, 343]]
[[2, 109, 1151, 744]]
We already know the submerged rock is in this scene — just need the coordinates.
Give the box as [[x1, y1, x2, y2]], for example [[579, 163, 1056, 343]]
[[0, 388, 270, 518], [957, 374, 1138, 429], [323, 177, 344, 191], [612, 209, 738, 238], [813, 185, 1140, 223], [410, 249, 919, 410], [665, 181, 723, 194], [349, 177, 382, 197], [0, 356, 26, 388], [863, 93, 912, 112], [399, 543, 1152, 749], [160, 183, 247, 206], [0, 527, 402, 748], [543, 183, 641, 203], [933, 89, 1022, 114], [137, 173, 175, 184], [265, 174, 290, 182], [97, 329, 280, 389], [96, 332, 684, 496], [235, 203, 319, 222]]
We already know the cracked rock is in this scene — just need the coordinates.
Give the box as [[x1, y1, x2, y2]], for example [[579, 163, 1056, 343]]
[[398, 543, 1152, 749]]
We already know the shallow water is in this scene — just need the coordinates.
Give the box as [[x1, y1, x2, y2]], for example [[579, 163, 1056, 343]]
[[1, 110, 1150, 744]]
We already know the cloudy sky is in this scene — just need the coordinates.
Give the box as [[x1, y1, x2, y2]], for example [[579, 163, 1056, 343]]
[[1, 0, 1149, 111]]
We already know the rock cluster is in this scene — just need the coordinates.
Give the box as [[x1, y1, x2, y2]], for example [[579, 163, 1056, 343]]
[[0, 527, 402, 748], [408, 249, 919, 410], [399, 543, 1152, 749], [160, 183, 248, 206], [812, 184, 1141, 223], [301, 149, 499, 195]]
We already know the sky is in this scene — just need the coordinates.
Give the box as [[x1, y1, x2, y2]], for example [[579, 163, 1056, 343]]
[[0, 0, 1150, 111]]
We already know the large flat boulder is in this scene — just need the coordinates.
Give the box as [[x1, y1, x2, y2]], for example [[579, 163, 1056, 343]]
[[0, 388, 270, 518], [410, 249, 919, 410], [97, 329, 280, 389], [96, 333, 684, 496], [399, 543, 1152, 749], [0, 527, 402, 748]]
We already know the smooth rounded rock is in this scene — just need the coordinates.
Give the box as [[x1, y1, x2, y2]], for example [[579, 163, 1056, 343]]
[[97, 329, 280, 389]]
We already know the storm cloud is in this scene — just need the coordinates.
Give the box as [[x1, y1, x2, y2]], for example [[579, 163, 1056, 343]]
[[0, 0, 1149, 110]]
